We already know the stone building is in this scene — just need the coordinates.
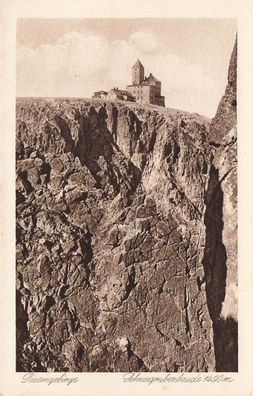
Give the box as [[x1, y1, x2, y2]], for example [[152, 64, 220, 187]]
[[107, 88, 135, 102], [126, 59, 165, 107], [92, 90, 108, 99]]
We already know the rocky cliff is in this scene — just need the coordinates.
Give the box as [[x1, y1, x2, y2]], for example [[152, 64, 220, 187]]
[[16, 41, 237, 372], [204, 38, 237, 371]]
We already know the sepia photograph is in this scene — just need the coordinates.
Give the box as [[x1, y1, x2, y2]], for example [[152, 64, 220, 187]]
[[15, 18, 238, 373]]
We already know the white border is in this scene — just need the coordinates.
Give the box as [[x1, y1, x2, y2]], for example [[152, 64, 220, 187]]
[[1, 1, 253, 395]]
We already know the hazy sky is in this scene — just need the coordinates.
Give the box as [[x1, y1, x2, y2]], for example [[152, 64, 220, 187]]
[[16, 19, 236, 117]]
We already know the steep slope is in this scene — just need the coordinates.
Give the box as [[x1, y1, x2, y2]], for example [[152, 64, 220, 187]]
[[16, 99, 215, 372], [16, 39, 237, 373], [204, 38, 237, 371]]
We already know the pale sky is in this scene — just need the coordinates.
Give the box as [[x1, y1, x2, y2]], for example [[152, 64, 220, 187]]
[[16, 19, 236, 117]]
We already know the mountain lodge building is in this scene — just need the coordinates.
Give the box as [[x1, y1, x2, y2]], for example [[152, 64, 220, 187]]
[[126, 60, 165, 107]]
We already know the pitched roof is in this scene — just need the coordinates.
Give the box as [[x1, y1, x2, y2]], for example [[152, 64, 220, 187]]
[[94, 90, 108, 94], [132, 59, 144, 69], [144, 73, 160, 83], [109, 88, 134, 99]]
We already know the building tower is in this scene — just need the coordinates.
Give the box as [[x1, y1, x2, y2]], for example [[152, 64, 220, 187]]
[[126, 60, 165, 106], [132, 59, 144, 85]]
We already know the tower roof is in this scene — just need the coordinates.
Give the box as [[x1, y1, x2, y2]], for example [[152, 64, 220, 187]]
[[144, 73, 160, 83], [132, 59, 144, 68]]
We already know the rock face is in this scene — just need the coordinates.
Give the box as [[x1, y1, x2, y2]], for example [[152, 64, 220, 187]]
[[204, 38, 237, 371], [16, 41, 237, 372]]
